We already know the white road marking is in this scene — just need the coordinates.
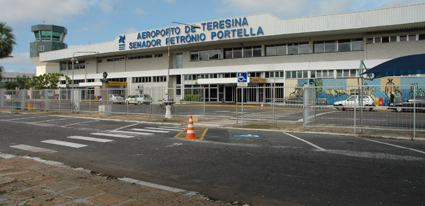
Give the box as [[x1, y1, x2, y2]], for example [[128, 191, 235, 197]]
[[363, 138, 425, 155], [6, 116, 40, 121], [145, 127, 183, 131], [111, 130, 154, 135], [37, 118, 70, 123], [297, 111, 336, 122], [131, 128, 169, 133], [118, 177, 186, 193], [326, 149, 424, 161], [41, 140, 87, 148], [113, 123, 138, 131], [91, 133, 134, 138], [67, 136, 113, 143], [61, 120, 98, 127], [283, 132, 327, 151], [158, 126, 186, 129], [10, 144, 57, 153]]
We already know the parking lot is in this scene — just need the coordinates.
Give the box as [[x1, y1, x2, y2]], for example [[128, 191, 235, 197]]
[[1, 111, 425, 205]]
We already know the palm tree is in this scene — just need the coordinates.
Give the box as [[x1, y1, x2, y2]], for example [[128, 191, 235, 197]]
[[0, 22, 16, 59]]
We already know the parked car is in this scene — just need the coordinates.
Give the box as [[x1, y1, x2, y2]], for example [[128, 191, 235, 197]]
[[125, 94, 152, 105], [388, 96, 425, 112], [333, 95, 375, 111], [100, 94, 125, 104]]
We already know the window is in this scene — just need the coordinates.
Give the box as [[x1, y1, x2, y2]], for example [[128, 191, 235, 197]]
[[41, 31, 51, 39], [34, 31, 40, 39], [419, 34, 425, 40], [38, 45, 44, 51], [375, 37, 381, 43], [390, 36, 397, 42], [108, 57, 125, 62], [52, 31, 61, 41], [352, 38, 363, 51], [243, 47, 252, 57], [267, 42, 308, 56], [338, 39, 351, 52], [409, 35, 416, 41], [366, 38, 374, 44], [325, 40, 337, 53], [314, 41, 325, 53], [351, 70, 357, 77], [233, 47, 242, 58], [191, 49, 221, 61], [382, 37, 390, 43], [253, 46, 261, 57], [175, 53, 183, 68], [60, 62, 67, 71], [266, 45, 276, 56], [154, 54, 163, 57], [399, 35, 407, 41], [223, 47, 261, 59], [298, 42, 309, 54]]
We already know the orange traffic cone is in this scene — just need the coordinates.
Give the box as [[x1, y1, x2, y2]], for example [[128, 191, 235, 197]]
[[261, 101, 264, 109], [185, 116, 197, 139]]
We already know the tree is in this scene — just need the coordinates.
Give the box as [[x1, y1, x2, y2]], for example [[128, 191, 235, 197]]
[[4, 75, 32, 90], [0, 22, 16, 59], [29, 73, 71, 89], [0, 65, 3, 82]]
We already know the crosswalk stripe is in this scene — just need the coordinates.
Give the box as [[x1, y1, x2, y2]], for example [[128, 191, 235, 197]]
[[145, 127, 184, 131], [67, 136, 113, 143], [131, 128, 169, 133], [91, 133, 134, 138], [10, 144, 57, 153], [158, 126, 186, 129], [111, 130, 154, 135], [41, 140, 87, 148]]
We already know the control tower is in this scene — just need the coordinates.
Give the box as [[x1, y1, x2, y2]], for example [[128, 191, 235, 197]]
[[30, 25, 67, 75]]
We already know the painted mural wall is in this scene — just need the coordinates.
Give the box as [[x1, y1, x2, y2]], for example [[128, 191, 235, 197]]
[[290, 77, 425, 105]]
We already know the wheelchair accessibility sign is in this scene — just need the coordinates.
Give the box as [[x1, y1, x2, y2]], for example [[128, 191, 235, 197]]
[[237, 72, 248, 87]]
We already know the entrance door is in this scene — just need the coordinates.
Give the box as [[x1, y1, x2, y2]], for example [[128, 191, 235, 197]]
[[224, 86, 235, 103]]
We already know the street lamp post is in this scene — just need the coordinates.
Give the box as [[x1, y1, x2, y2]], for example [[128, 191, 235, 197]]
[[71, 51, 98, 113], [165, 22, 200, 118]]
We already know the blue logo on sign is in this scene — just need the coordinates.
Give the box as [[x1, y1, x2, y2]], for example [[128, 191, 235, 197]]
[[119, 35, 126, 43], [237, 72, 247, 82], [119, 35, 125, 50]]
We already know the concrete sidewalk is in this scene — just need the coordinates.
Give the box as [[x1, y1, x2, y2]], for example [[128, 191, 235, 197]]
[[0, 154, 236, 206]]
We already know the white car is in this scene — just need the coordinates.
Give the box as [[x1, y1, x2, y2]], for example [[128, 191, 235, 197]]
[[125, 94, 152, 105], [333, 95, 375, 111], [100, 94, 125, 104]]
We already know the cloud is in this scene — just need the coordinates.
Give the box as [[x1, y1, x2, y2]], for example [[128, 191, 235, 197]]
[[163, 0, 176, 4], [218, 0, 425, 18], [0, 52, 33, 65], [99, 0, 117, 13], [133, 8, 146, 15], [380, 0, 425, 8], [126, 28, 138, 33], [0, 0, 88, 25]]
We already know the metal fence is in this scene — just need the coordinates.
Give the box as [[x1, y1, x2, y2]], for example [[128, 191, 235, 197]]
[[0, 87, 206, 118], [302, 85, 425, 139], [1, 84, 424, 138]]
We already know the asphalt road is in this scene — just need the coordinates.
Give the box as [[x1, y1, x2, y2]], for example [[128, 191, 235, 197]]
[[1, 112, 425, 205]]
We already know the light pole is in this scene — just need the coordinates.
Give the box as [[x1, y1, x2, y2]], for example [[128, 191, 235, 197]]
[[166, 22, 200, 118], [71, 51, 98, 113]]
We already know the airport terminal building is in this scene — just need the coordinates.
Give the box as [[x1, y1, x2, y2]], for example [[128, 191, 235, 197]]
[[34, 3, 425, 103]]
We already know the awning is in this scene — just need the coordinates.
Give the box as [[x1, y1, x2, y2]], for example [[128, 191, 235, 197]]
[[361, 53, 425, 79]]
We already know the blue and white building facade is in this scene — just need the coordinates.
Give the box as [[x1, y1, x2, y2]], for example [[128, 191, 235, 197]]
[[38, 3, 425, 103]]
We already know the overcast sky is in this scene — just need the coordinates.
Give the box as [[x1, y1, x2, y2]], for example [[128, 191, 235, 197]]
[[0, 0, 424, 73]]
